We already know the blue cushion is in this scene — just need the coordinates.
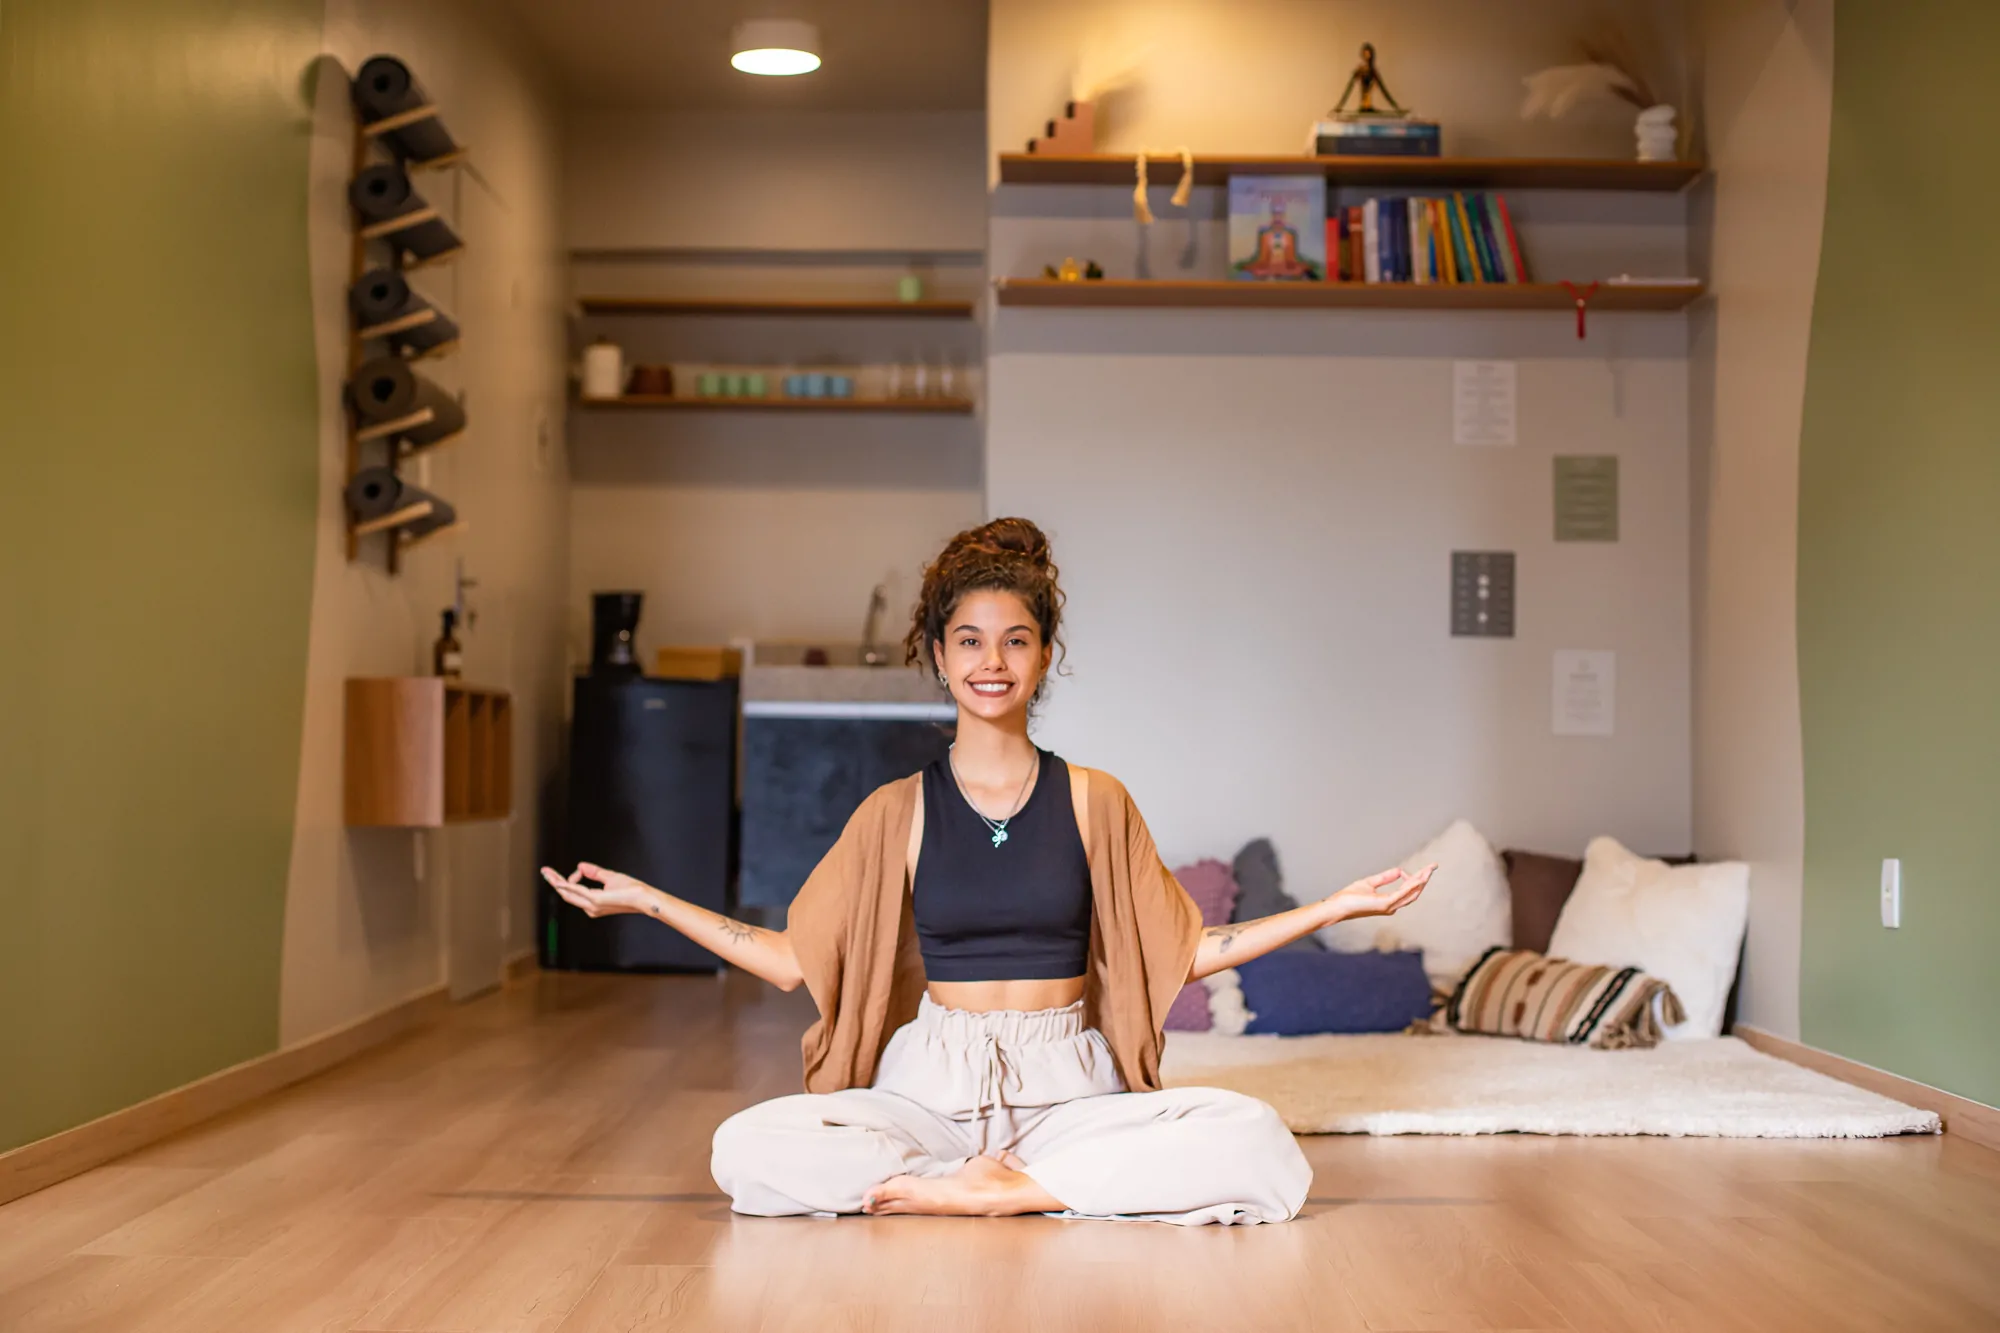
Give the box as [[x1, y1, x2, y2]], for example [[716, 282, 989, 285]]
[[1237, 949, 1433, 1036]]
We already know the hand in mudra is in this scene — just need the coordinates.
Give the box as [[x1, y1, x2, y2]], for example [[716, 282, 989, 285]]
[[1325, 863, 1436, 921], [540, 863, 651, 918]]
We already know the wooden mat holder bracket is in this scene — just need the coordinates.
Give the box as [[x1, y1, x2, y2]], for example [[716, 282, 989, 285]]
[[344, 75, 468, 574]]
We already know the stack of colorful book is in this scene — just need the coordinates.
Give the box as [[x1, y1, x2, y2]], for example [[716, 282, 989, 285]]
[[1326, 192, 1529, 284]]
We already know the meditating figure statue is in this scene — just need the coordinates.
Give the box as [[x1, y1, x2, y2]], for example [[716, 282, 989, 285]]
[[1332, 41, 1407, 117]]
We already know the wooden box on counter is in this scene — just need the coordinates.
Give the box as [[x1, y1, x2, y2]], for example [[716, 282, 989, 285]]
[[344, 677, 512, 826]]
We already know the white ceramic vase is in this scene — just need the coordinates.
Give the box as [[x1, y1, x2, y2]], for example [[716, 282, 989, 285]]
[[1635, 104, 1677, 162], [581, 338, 624, 400]]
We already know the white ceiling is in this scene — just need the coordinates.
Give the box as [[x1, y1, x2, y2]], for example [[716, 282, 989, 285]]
[[502, 0, 988, 112]]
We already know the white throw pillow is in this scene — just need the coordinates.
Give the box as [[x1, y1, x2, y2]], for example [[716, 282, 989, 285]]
[[1200, 968, 1254, 1036], [1317, 819, 1510, 990], [1547, 837, 1750, 1040]]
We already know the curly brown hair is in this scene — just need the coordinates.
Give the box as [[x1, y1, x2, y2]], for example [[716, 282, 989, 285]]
[[903, 517, 1066, 689]]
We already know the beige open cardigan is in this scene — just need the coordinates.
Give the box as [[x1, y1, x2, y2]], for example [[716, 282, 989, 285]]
[[786, 764, 1202, 1095]]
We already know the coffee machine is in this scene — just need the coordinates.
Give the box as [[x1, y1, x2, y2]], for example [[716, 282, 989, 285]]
[[590, 591, 643, 676]]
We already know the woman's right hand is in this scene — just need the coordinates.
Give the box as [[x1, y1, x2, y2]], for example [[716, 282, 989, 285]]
[[540, 862, 656, 918]]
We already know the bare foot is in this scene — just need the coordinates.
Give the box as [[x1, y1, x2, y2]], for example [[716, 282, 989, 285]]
[[862, 1154, 1066, 1217]]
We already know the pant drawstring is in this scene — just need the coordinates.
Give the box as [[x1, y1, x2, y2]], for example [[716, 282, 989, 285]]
[[971, 1032, 1008, 1121]]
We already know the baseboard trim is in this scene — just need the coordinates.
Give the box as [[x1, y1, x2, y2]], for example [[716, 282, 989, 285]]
[[1737, 1024, 2000, 1153], [0, 983, 449, 1206], [503, 948, 539, 986]]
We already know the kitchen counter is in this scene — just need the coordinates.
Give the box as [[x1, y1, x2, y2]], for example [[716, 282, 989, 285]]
[[742, 664, 948, 707], [737, 664, 953, 912]]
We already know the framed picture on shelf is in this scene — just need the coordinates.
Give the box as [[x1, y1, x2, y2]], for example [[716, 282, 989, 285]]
[[1228, 175, 1327, 281]]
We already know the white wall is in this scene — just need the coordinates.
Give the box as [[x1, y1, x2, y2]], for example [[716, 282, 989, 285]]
[[991, 0, 1690, 169], [1687, 0, 1833, 1039], [989, 320, 1692, 886], [565, 109, 987, 661], [283, 0, 570, 1042], [566, 110, 988, 255], [987, 0, 1697, 892]]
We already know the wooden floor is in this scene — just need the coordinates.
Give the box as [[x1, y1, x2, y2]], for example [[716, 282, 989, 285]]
[[4, 973, 1999, 1332]]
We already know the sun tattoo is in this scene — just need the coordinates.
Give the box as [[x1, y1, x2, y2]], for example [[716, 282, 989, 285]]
[[714, 916, 762, 945]]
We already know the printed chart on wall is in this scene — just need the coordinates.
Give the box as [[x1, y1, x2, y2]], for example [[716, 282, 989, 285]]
[[1552, 650, 1616, 736], [1452, 360, 1516, 446], [1554, 456, 1619, 541]]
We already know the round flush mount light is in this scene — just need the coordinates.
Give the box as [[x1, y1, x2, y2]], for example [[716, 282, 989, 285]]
[[730, 19, 821, 76]]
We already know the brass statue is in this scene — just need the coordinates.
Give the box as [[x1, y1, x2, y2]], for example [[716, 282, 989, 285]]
[[1331, 42, 1407, 117]]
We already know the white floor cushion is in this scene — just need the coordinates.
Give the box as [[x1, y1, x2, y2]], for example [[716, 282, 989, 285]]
[[1548, 837, 1750, 1040], [1200, 968, 1254, 1036], [1317, 818, 1510, 991]]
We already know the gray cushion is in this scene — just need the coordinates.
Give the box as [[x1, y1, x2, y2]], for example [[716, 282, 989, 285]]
[[1230, 838, 1325, 951]]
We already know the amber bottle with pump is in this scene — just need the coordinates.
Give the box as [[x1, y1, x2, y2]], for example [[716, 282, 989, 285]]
[[433, 608, 464, 679]]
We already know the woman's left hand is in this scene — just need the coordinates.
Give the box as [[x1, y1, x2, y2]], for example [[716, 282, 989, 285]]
[[1324, 863, 1436, 922]]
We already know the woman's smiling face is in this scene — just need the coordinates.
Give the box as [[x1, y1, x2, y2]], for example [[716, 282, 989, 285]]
[[932, 589, 1051, 721]]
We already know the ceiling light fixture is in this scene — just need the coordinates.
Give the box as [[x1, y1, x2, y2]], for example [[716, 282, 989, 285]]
[[730, 19, 822, 76]]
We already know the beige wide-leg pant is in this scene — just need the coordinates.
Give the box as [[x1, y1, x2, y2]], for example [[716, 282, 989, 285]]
[[712, 996, 1311, 1226]]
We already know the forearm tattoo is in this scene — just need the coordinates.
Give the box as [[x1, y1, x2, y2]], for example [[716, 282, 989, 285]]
[[1207, 923, 1249, 956], [713, 916, 764, 946]]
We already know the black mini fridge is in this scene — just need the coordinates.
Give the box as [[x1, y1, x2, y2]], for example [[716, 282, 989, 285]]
[[545, 674, 737, 973]]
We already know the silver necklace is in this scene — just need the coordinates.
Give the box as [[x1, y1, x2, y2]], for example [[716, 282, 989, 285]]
[[946, 743, 1036, 848]]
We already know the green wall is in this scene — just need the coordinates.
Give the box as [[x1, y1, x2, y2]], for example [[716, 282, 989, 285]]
[[0, 1, 324, 1151], [1797, 1, 2000, 1106]]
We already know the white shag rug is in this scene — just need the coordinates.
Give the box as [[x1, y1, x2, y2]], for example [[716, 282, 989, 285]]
[[1161, 1031, 1940, 1139]]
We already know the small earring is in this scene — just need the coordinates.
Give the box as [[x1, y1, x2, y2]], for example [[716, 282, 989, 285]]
[[937, 670, 949, 687]]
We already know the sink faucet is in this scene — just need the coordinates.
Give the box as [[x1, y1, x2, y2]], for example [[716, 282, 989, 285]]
[[860, 584, 889, 666]]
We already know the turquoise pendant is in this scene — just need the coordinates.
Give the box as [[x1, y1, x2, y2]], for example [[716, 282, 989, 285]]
[[991, 827, 1008, 848]]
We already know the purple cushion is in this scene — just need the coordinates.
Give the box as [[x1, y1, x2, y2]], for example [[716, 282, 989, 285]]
[[1238, 949, 1433, 1036], [1163, 982, 1212, 1031], [1173, 858, 1241, 926]]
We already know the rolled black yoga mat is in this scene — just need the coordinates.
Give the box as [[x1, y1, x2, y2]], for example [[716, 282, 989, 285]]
[[348, 165, 459, 260], [347, 355, 466, 445], [346, 467, 457, 538], [351, 55, 459, 162], [348, 268, 460, 353]]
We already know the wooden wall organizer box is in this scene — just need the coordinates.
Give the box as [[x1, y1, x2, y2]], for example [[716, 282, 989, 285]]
[[655, 645, 745, 680], [345, 677, 512, 826]]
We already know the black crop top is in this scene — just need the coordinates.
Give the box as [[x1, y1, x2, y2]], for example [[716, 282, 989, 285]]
[[912, 748, 1093, 982]]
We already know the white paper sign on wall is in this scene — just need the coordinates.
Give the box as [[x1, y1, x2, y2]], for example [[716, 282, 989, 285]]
[[1552, 649, 1616, 736], [1453, 360, 1517, 446]]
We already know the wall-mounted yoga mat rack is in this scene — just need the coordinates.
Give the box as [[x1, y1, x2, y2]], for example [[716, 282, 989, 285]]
[[342, 54, 469, 571], [352, 55, 463, 165], [349, 268, 460, 357]]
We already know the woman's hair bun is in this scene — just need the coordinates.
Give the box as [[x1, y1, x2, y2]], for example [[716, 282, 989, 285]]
[[903, 517, 1066, 685], [980, 516, 1051, 566]]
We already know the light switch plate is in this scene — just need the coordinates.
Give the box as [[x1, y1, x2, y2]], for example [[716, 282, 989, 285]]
[[1451, 551, 1515, 637], [1880, 858, 1901, 928]]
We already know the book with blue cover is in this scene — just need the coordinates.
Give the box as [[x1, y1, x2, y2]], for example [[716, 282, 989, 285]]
[[1228, 175, 1327, 281]]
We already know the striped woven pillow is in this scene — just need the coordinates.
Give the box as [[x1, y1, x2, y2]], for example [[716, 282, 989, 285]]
[[1435, 946, 1685, 1050]]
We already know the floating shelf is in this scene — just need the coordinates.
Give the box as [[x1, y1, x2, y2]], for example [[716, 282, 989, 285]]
[[992, 278, 1704, 311], [582, 394, 975, 415], [345, 677, 511, 827], [578, 296, 977, 319], [998, 153, 1704, 192]]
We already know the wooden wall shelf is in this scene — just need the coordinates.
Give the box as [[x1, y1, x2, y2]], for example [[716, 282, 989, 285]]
[[581, 394, 976, 414], [578, 296, 976, 318], [992, 278, 1704, 311], [997, 153, 1703, 192], [345, 677, 511, 827]]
